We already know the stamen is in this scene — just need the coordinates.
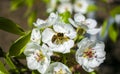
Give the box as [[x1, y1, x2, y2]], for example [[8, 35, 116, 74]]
[[54, 69, 66, 74], [34, 50, 45, 62], [83, 48, 94, 58]]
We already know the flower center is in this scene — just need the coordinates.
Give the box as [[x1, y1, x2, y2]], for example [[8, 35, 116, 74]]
[[54, 68, 67, 74], [52, 33, 69, 44], [34, 50, 45, 62], [83, 48, 94, 58], [76, 27, 86, 36], [77, 2, 82, 8]]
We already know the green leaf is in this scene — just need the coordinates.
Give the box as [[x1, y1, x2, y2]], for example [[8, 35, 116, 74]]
[[27, 11, 37, 27], [0, 61, 9, 74], [42, 0, 50, 4], [108, 24, 119, 42], [87, 5, 98, 12], [101, 20, 108, 37], [0, 17, 25, 35], [110, 6, 120, 17], [32, 70, 40, 74], [59, 11, 71, 23], [10, 0, 24, 11], [25, 0, 34, 8], [9, 32, 31, 56]]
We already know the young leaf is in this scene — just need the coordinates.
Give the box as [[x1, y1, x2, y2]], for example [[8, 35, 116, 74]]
[[101, 20, 108, 37], [108, 24, 119, 42], [27, 11, 37, 27], [59, 11, 71, 23], [0, 61, 9, 74], [110, 6, 120, 17], [87, 5, 97, 12], [0, 17, 25, 35], [10, 0, 24, 11], [9, 32, 31, 56]]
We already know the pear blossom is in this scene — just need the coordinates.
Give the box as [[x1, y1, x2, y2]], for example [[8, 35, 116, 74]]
[[42, 22, 76, 53], [69, 13, 101, 35], [76, 38, 106, 72], [47, 0, 57, 13], [33, 13, 58, 28], [30, 28, 41, 44], [74, 0, 88, 14], [115, 14, 120, 25], [59, 0, 70, 3], [57, 3, 72, 14], [24, 42, 51, 74], [44, 62, 72, 74]]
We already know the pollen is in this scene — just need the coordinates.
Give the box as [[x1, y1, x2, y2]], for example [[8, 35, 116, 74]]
[[54, 68, 67, 74], [83, 48, 94, 58], [34, 50, 45, 62]]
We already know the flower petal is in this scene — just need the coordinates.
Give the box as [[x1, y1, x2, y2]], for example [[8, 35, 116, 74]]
[[57, 3, 72, 14], [24, 42, 40, 56], [85, 19, 97, 29], [31, 28, 41, 44], [74, 13, 85, 23], [69, 18, 78, 28], [53, 23, 67, 33], [37, 56, 50, 74], [87, 28, 101, 35], [44, 62, 72, 74], [33, 18, 46, 28], [42, 44, 53, 56], [42, 28, 55, 43], [26, 56, 40, 70]]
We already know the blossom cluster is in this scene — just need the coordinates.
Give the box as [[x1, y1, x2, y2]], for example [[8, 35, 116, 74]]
[[24, 12, 106, 74], [46, 0, 94, 14]]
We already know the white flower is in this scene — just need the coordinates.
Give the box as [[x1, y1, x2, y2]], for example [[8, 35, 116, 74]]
[[42, 23, 76, 53], [74, 0, 88, 14], [115, 14, 120, 25], [69, 13, 101, 35], [33, 13, 58, 28], [24, 42, 51, 74], [57, 3, 72, 14], [47, 0, 57, 13], [75, 38, 106, 72], [59, 0, 70, 3], [44, 62, 72, 74], [30, 28, 41, 44]]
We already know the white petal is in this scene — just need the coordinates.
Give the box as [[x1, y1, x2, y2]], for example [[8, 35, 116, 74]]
[[59, 0, 70, 3], [87, 28, 101, 35], [42, 28, 55, 43], [31, 28, 41, 44], [69, 18, 78, 28], [37, 57, 50, 74], [33, 18, 46, 27], [63, 40, 74, 53], [44, 62, 72, 74], [47, 12, 58, 25], [47, 0, 57, 13], [50, 44, 65, 53], [74, 13, 85, 23], [42, 44, 53, 56], [74, 0, 88, 14], [24, 42, 40, 56], [64, 25, 76, 39], [57, 3, 72, 14], [26, 56, 39, 70], [88, 58, 100, 68], [85, 19, 97, 29], [53, 23, 67, 33], [82, 58, 94, 72]]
